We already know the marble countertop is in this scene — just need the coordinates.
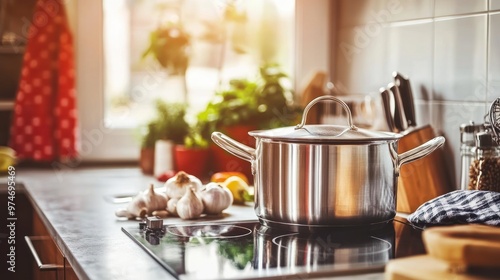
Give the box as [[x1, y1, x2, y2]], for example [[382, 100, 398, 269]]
[[14, 167, 258, 280]]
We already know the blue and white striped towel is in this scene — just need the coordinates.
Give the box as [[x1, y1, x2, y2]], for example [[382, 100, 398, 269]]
[[407, 190, 500, 226]]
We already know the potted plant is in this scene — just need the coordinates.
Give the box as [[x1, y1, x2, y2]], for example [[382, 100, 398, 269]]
[[139, 122, 160, 175], [142, 23, 191, 102], [196, 64, 302, 180], [142, 24, 190, 75], [139, 100, 189, 176], [173, 129, 210, 179]]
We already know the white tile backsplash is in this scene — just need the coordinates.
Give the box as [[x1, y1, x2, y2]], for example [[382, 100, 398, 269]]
[[338, 0, 392, 27], [391, 0, 435, 21], [386, 21, 434, 100], [435, 0, 488, 17], [338, 0, 434, 26], [335, 25, 388, 95], [414, 99, 433, 126], [490, 0, 500, 11], [335, 1, 497, 185], [433, 15, 487, 101], [488, 14, 500, 101]]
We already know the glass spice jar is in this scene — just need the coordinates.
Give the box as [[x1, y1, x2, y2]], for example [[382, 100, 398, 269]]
[[468, 131, 500, 192], [460, 122, 484, 190]]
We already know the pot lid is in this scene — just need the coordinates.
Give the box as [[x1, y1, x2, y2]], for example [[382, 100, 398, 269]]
[[249, 124, 401, 143], [249, 96, 402, 143]]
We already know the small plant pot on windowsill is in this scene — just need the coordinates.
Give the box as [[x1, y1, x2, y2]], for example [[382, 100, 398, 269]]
[[174, 145, 210, 179], [140, 147, 155, 175]]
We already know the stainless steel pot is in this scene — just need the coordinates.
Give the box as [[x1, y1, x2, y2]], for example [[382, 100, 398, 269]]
[[212, 96, 445, 230]]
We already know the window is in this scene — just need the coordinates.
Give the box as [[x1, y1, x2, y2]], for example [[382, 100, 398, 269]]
[[74, 0, 330, 161], [103, 0, 295, 128]]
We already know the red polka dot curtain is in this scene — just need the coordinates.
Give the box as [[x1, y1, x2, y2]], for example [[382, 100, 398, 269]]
[[9, 0, 78, 162]]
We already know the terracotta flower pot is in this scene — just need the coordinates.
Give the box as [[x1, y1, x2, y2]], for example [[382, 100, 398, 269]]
[[139, 148, 155, 175], [174, 145, 210, 179]]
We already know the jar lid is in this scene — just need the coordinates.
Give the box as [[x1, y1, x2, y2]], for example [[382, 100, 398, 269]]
[[476, 132, 495, 148], [460, 122, 484, 133]]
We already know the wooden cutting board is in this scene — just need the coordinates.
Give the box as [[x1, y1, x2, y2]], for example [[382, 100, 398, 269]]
[[385, 255, 498, 280], [423, 224, 500, 269], [396, 125, 454, 213], [386, 225, 500, 280]]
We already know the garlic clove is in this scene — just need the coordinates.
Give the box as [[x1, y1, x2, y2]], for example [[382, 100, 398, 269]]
[[167, 197, 179, 216], [176, 187, 204, 220], [143, 183, 168, 214], [199, 183, 233, 215], [152, 210, 169, 218], [115, 208, 134, 219], [126, 193, 148, 218]]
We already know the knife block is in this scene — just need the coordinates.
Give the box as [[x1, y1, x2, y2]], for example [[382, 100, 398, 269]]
[[396, 125, 454, 213]]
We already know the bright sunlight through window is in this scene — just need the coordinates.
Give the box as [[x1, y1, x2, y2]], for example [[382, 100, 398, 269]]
[[103, 0, 295, 129]]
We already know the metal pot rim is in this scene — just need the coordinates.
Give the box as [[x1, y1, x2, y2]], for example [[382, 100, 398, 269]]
[[249, 125, 402, 144]]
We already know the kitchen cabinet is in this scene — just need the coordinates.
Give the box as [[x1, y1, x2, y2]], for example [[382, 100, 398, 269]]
[[30, 208, 78, 280], [0, 188, 33, 280], [0, 183, 78, 280], [0, 0, 35, 146], [29, 210, 65, 280]]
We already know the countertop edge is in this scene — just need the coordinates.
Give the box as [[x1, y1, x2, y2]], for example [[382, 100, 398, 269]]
[[22, 179, 91, 280]]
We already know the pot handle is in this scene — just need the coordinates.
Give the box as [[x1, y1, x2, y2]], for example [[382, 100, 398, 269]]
[[211, 132, 255, 163], [397, 136, 445, 172]]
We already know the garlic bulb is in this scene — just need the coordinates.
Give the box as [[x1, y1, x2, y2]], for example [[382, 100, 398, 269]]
[[115, 208, 135, 219], [115, 184, 168, 219], [126, 193, 148, 218], [164, 171, 203, 199], [199, 183, 233, 215], [143, 183, 168, 214], [167, 197, 179, 216], [176, 188, 204, 220]]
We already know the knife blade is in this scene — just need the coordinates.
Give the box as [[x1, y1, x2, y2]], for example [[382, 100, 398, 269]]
[[389, 82, 407, 132], [393, 72, 416, 127]]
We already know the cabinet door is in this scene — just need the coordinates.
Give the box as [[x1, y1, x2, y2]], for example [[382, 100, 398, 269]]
[[0, 190, 34, 280], [64, 258, 79, 280], [29, 210, 65, 280]]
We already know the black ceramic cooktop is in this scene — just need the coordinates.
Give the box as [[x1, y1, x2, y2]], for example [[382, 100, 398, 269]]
[[122, 216, 425, 280]]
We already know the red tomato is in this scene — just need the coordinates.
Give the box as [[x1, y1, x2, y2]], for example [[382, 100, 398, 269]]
[[156, 170, 176, 182]]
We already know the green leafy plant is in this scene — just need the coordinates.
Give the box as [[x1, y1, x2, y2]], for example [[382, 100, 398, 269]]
[[142, 24, 190, 75], [196, 63, 302, 140], [140, 100, 190, 148], [183, 130, 209, 149]]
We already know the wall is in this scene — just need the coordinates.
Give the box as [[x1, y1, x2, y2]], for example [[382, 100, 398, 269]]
[[332, 0, 500, 188]]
